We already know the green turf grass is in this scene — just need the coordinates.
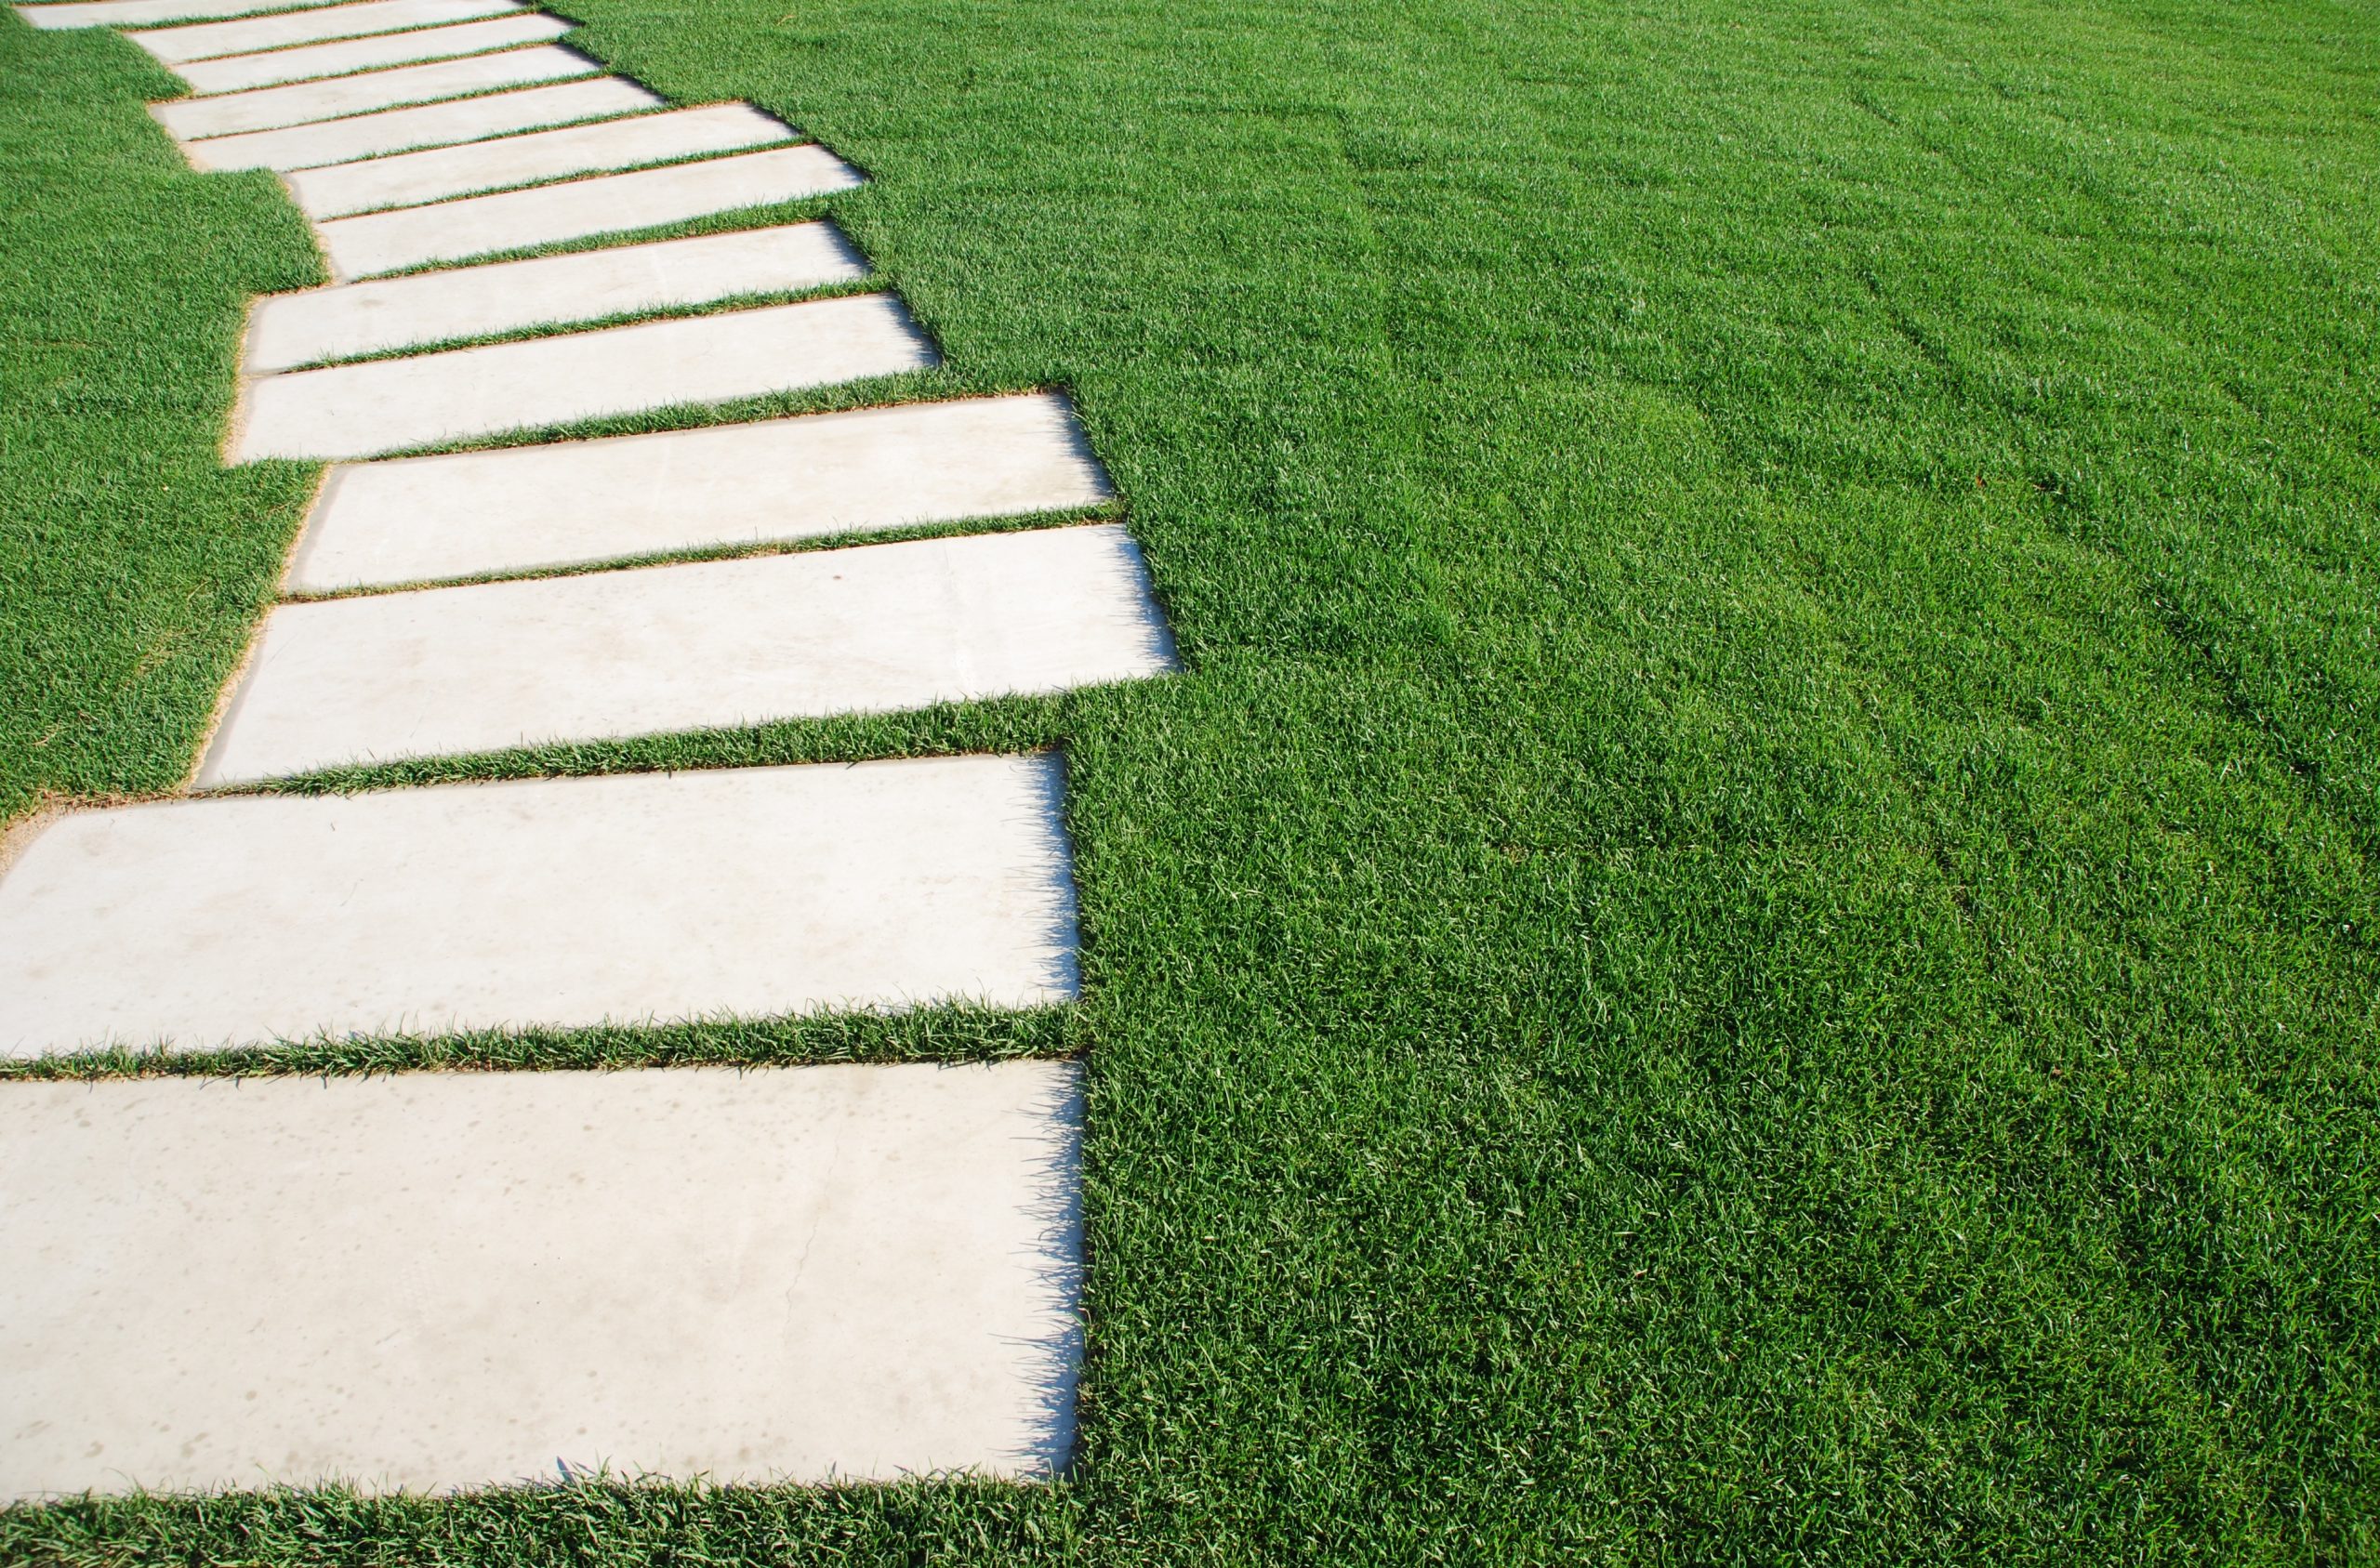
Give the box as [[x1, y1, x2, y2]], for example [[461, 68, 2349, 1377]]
[[0, 22, 320, 822], [3, 0, 2378, 1560]]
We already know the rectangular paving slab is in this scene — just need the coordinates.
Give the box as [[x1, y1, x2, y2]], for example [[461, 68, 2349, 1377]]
[[311, 141, 863, 275], [246, 221, 866, 372], [184, 75, 658, 170], [232, 293, 932, 460], [172, 12, 569, 94], [290, 392, 1114, 588], [17, 0, 334, 28], [0, 754, 1078, 1056], [152, 45, 598, 139], [128, 0, 520, 62], [203, 524, 1171, 783], [283, 102, 794, 218], [0, 1061, 1081, 1495]]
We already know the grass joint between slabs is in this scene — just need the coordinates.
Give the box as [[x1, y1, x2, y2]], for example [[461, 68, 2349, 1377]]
[[0, 1000, 1086, 1081]]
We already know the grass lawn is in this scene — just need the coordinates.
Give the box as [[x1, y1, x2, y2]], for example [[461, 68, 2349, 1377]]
[[4, 0, 2378, 1560]]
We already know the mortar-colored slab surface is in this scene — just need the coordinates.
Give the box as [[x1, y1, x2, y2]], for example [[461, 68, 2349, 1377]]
[[152, 45, 596, 139], [234, 293, 932, 461], [292, 392, 1113, 588], [284, 102, 792, 218], [186, 75, 657, 171], [312, 141, 862, 275], [0, 755, 1077, 1057], [173, 12, 568, 93], [17, 0, 329, 30], [248, 222, 865, 372], [129, 0, 519, 63], [0, 1061, 1081, 1496], [205, 524, 1171, 783]]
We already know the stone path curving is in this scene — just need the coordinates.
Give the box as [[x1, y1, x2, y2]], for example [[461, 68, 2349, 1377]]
[[0, 0, 1167, 1499]]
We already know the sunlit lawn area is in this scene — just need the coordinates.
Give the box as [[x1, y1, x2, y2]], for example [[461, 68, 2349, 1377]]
[[2, 0, 2374, 1559]]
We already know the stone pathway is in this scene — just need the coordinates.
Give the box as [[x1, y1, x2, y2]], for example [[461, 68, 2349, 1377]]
[[186, 74, 660, 167], [152, 43, 599, 136], [1, 0, 1165, 1498], [234, 293, 932, 458], [125, 0, 522, 60], [242, 221, 867, 369], [166, 9, 567, 89], [201, 526, 1169, 784], [2, 757, 1079, 1050], [285, 390, 1114, 586], [22, 0, 333, 27], [1, 1063, 1082, 1493], [282, 102, 794, 215], [313, 143, 862, 273]]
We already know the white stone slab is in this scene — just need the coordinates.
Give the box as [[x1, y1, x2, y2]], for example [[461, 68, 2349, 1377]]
[[17, 0, 328, 30], [152, 45, 597, 140], [204, 525, 1170, 783], [247, 222, 866, 372], [0, 1061, 1081, 1496], [0, 754, 1077, 1057], [129, 0, 519, 63], [291, 393, 1114, 589], [173, 12, 568, 94], [186, 75, 658, 171], [311, 142, 863, 276], [233, 293, 932, 461], [284, 102, 792, 218]]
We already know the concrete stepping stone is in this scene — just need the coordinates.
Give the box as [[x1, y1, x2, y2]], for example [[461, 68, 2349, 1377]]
[[247, 222, 866, 372], [284, 102, 793, 218], [152, 45, 597, 140], [171, 12, 569, 94], [17, 0, 330, 29], [0, 1060, 1081, 1495], [128, 0, 520, 63], [311, 142, 863, 276], [185, 75, 657, 171], [290, 392, 1114, 588], [0, 754, 1078, 1056], [201, 524, 1171, 783], [232, 293, 932, 460]]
